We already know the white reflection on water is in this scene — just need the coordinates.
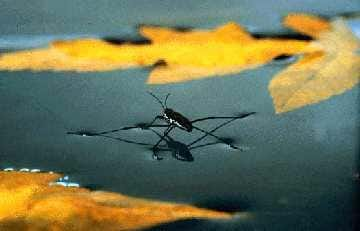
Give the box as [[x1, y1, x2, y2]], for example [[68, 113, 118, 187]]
[[2, 167, 80, 187], [3, 167, 42, 172], [51, 174, 80, 188]]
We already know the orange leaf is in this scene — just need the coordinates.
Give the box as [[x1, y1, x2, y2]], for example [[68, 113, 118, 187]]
[[0, 171, 238, 231], [283, 13, 331, 38], [269, 19, 360, 113], [0, 22, 316, 84], [139, 22, 254, 43]]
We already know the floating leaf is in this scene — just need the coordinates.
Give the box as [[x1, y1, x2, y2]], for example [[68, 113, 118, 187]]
[[1, 13, 357, 113], [0, 22, 316, 84], [0, 171, 235, 231], [269, 16, 360, 113], [283, 13, 331, 38]]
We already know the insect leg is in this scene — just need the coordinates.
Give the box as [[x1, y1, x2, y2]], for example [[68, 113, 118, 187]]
[[190, 112, 256, 124], [147, 128, 172, 160], [68, 131, 169, 149], [67, 122, 169, 137], [152, 126, 174, 160], [66, 125, 141, 136], [192, 125, 242, 150], [98, 134, 156, 146], [188, 116, 242, 147]]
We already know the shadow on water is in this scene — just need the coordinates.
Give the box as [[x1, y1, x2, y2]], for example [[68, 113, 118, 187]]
[[102, 24, 194, 46], [144, 219, 203, 231], [136, 24, 193, 32], [251, 32, 312, 40], [82, 183, 105, 191], [144, 217, 256, 231], [102, 36, 151, 45], [193, 196, 252, 213]]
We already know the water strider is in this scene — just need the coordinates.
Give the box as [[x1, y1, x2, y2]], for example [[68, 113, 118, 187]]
[[68, 92, 256, 160]]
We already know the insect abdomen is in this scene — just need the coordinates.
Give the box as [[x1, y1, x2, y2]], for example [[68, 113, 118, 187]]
[[164, 109, 192, 132]]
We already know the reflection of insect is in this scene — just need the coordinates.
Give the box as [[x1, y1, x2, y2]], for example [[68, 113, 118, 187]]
[[150, 129, 196, 161], [146, 115, 245, 161], [68, 111, 255, 162]]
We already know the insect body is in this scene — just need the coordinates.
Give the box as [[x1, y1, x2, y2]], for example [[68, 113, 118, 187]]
[[147, 92, 192, 132], [163, 108, 192, 132]]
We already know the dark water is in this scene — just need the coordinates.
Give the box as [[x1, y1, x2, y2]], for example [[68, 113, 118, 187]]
[[0, 1, 359, 230]]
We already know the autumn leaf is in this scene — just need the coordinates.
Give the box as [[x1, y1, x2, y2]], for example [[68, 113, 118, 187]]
[[0, 171, 237, 231], [1, 13, 357, 113], [269, 15, 360, 113], [283, 13, 331, 38], [0, 21, 316, 84]]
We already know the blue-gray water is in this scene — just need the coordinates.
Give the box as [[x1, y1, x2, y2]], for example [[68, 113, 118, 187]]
[[0, 1, 359, 230]]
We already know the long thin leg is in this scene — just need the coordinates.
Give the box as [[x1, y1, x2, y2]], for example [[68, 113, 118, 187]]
[[96, 123, 168, 134], [188, 116, 243, 147], [148, 127, 222, 151], [192, 125, 242, 150], [67, 127, 135, 136], [69, 113, 256, 136], [152, 126, 174, 160], [147, 127, 165, 139], [66, 127, 142, 136], [149, 115, 247, 150], [148, 127, 228, 153], [147, 128, 172, 159], [68, 131, 169, 149], [98, 134, 155, 146], [67, 116, 167, 136], [89, 134, 169, 149], [126, 112, 255, 132], [191, 112, 255, 124], [99, 115, 165, 134]]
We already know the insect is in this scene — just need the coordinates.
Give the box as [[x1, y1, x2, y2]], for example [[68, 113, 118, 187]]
[[72, 115, 245, 162], [146, 92, 193, 132], [142, 92, 255, 160], [68, 92, 256, 161]]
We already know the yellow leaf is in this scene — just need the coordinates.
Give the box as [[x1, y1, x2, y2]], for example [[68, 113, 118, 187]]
[[139, 22, 254, 43], [0, 171, 236, 231], [283, 13, 331, 38], [0, 22, 315, 84], [269, 19, 360, 113]]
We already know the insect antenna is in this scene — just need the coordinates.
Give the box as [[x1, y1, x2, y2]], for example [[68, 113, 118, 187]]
[[147, 91, 165, 109], [164, 93, 171, 108]]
